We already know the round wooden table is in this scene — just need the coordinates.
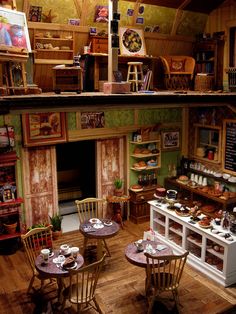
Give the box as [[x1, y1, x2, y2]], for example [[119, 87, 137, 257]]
[[125, 240, 173, 268], [35, 250, 84, 301], [80, 219, 120, 259]]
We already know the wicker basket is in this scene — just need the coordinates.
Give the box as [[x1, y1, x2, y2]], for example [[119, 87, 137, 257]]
[[4, 222, 17, 234], [194, 75, 214, 91]]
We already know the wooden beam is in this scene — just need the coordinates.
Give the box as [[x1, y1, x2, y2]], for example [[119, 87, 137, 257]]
[[80, 0, 86, 26], [170, 0, 191, 36]]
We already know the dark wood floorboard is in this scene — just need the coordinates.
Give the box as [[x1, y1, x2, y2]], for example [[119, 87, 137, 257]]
[[0, 220, 236, 313]]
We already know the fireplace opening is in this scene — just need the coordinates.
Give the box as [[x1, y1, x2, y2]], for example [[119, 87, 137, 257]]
[[56, 140, 96, 217]]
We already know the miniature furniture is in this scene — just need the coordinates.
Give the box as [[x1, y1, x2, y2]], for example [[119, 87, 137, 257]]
[[52, 65, 83, 94], [106, 195, 130, 228], [145, 251, 189, 313], [61, 253, 106, 313], [159, 55, 195, 90], [21, 225, 54, 294], [226, 67, 236, 91], [127, 61, 144, 91], [75, 198, 110, 257], [35, 248, 84, 301]]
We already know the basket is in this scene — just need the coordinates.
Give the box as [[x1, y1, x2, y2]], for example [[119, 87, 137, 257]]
[[4, 222, 17, 234], [194, 75, 214, 91]]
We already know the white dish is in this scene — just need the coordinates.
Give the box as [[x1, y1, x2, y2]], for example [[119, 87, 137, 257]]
[[228, 177, 236, 183], [130, 188, 143, 192], [93, 223, 104, 229], [214, 172, 222, 178], [53, 256, 65, 264], [134, 166, 147, 170], [62, 261, 77, 270], [223, 173, 231, 180], [89, 218, 101, 224], [104, 221, 113, 226]]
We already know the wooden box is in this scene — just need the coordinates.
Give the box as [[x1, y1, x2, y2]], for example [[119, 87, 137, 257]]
[[103, 82, 130, 94], [52, 66, 83, 94], [90, 36, 108, 53], [194, 74, 214, 91]]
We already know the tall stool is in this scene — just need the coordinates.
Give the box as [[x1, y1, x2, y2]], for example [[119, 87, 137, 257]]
[[127, 61, 144, 92]]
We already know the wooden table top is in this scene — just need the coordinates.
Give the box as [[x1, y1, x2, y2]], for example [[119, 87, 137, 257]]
[[107, 195, 130, 203], [125, 240, 173, 268], [35, 250, 84, 278], [79, 219, 120, 240]]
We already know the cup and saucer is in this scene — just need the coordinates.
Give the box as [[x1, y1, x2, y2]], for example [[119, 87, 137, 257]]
[[60, 244, 71, 256]]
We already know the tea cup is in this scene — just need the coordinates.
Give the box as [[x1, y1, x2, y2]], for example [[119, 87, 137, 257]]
[[41, 248, 50, 263], [57, 255, 65, 263], [60, 244, 70, 255], [70, 247, 79, 258]]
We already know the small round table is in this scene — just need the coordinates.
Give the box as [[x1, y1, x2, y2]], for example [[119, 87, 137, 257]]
[[106, 195, 130, 228], [80, 219, 120, 260]]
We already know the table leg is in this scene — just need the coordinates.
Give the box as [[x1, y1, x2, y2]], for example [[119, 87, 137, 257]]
[[94, 56, 99, 91], [112, 203, 124, 229], [96, 239, 104, 260]]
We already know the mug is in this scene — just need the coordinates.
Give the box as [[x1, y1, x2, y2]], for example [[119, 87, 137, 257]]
[[41, 248, 50, 263], [60, 244, 70, 255], [57, 255, 65, 263], [70, 247, 79, 258]]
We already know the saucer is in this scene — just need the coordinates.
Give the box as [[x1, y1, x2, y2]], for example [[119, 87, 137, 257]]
[[104, 221, 112, 226], [89, 218, 101, 224], [93, 223, 104, 229]]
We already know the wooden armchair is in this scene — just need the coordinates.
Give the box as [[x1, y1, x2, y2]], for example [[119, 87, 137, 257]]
[[144, 251, 189, 313], [160, 56, 195, 90], [75, 198, 110, 257], [21, 225, 55, 294], [61, 253, 106, 313]]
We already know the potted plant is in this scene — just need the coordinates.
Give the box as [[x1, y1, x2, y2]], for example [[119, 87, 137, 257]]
[[49, 213, 63, 240], [114, 178, 124, 196]]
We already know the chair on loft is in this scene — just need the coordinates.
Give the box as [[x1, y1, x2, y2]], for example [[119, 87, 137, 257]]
[[61, 253, 106, 313], [144, 251, 189, 313], [21, 225, 55, 294], [75, 198, 110, 257]]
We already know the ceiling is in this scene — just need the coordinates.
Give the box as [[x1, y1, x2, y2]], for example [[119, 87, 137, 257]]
[[124, 0, 228, 14]]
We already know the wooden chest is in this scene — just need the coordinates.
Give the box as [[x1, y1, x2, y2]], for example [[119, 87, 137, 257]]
[[129, 186, 157, 224], [52, 66, 83, 93], [90, 36, 108, 53]]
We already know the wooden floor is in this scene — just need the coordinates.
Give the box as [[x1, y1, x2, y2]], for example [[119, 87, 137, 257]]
[[0, 220, 236, 314]]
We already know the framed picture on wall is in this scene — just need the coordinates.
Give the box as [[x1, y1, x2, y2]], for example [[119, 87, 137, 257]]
[[119, 27, 146, 56], [22, 113, 67, 147], [161, 130, 180, 151]]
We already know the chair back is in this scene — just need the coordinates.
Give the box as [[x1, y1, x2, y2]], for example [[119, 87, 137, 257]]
[[67, 253, 106, 307], [75, 198, 106, 223], [145, 251, 189, 294], [21, 225, 53, 273]]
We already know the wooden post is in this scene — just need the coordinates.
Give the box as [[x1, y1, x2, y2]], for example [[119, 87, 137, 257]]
[[108, 0, 118, 82]]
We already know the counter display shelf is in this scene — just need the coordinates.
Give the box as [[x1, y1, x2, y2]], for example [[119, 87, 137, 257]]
[[149, 200, 236, 287], [164, 177, 236, 210]]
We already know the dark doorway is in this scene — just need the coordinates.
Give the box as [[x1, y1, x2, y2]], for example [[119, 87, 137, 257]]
[[56, 140, 96, 204]]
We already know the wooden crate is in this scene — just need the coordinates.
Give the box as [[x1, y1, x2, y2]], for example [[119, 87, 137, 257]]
[[194, 75, 214, 91]]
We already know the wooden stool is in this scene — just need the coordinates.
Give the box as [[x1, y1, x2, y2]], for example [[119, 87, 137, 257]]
[[127, 62, 144, 92]]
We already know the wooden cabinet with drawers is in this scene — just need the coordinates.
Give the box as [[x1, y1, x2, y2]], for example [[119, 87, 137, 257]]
[[90, 36, 108, 53], [129, 185, 158, 224]]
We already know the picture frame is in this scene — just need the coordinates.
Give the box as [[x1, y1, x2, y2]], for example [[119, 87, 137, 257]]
[[28, 5, 42, 22], [68, 18, 80, 26], [0, 7, 31, 52], [161, 130, 180, 151], [0, 125, 15, 149], [22, 113, 67, 147], [81, 112, 105, 129], [119, 27, 146, 56]]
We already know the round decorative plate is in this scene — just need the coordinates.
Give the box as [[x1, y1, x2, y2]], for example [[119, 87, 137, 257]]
[[122, 29, 142, 53]]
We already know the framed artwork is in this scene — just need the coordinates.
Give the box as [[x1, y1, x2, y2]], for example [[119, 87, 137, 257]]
[[28, 5, 42, 22], [119, 27, 146, 56], [0, 125, 15, 148], [161, 130, 180, 151], [94, 5, 108, 23], [81, 112, 105, 129], [0, 7, 31, 52], [22, 113, 67, 147], [68, 18, 80, 26]]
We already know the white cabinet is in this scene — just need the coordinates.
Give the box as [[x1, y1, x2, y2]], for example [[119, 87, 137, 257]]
[[149, 200, 236, 287]]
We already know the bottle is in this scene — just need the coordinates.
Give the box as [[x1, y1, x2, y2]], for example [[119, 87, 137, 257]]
[[221, 211, 230, 231], [172, 165, 177, 178]]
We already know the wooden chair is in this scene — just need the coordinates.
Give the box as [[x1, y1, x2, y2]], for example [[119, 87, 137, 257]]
[[75, 198, 110, 257], [144, 251, 189, 313], [21, 225, 55, 294], [61, 253, 106, 313]]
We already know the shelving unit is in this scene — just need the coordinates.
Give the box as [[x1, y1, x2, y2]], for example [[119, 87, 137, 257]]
[[193, 123, 221, 164], [193, 39, 224, 90], [0, 152, 23, 242], [149, 200, 236, 287], [129, 134, 161, 223]]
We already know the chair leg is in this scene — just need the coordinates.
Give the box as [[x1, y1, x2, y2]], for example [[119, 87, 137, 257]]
[[93, 297, 103, 314], [82, 237, 88, 256], [147, 295, 156, 314], [103, 239, 111, 257], [27, 275, 35, 294]]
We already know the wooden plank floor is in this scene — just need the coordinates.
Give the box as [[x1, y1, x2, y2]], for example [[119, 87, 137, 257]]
[[0, 220, 236, 314]]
